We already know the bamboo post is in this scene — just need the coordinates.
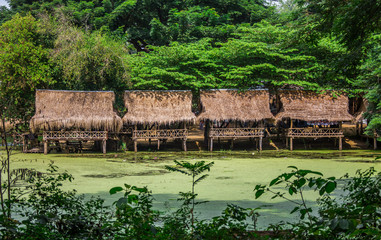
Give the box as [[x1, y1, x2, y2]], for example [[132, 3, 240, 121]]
[[339, 137, 342, 151], [44, 140, 48, 155], [259, 136, 263, 152], [339, 122, 343, 150], [374, 131, 377, 150], [183, 122, 187, 152], [22, 134, 26, 153], [102, 139, 107, 154], [290, 137, 293, 151], [134, 125, 138, 152]]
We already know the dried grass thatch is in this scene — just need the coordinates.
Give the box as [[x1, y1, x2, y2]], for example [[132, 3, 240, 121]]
[[353, 98, 368, 122], [197, 89, 274, 122], [30, 90, 122, 132], [122, 90, 196, 125], [275, 90, 353, 122]]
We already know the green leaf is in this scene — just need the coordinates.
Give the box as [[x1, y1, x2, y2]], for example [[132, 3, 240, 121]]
[[325, 181, 337, 194], [109, 186, 123, 195], [255, 189, 265, 199]]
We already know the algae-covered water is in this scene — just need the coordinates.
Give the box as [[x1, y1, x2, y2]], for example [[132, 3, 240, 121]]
[[7, 149, 381, 228]]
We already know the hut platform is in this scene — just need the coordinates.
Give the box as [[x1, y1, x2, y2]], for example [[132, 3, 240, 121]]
[[42, 131, 108, 154]]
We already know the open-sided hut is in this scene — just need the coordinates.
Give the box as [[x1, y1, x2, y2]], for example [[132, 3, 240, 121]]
[[122, 90, 196, 152], [30, 90, 122, 154], [197, 89, 274, 151], [275, 90, 353, 150]]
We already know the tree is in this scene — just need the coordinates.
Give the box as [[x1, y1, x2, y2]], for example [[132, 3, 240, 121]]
[[0, 13, 53, 123], [0, 13, 53, 220], [3, 0, 274, 51]]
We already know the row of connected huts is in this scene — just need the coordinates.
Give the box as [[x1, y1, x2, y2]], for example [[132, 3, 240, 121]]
[[28, 89, 367, 154]]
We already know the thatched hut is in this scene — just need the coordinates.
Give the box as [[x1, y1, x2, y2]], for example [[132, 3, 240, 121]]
[[275, 90, 353, 150], [122, 90, 196, 152], [30, 90, 122, 154], [198, 89, 274, 151]]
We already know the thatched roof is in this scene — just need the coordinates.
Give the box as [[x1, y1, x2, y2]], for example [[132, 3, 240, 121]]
[[197, 89, 274, 122], [275, 90, 353, 122], [30, 90, 122, 132], [122, 90, 196, 125], [354, 98, 368, 122]]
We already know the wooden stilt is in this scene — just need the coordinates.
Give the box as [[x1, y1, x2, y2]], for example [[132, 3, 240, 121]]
[[286, 137, 288, 148], [259, 136, 263, 152], [290, 138, 293, 151], [149, 138, 151, 148], [209, 138, 213, 151], [183, 139, 187, 152], [22, 135, 26, 153], [102, 139, 107, 154], [44, 141, 48, 155], [374, 131, 377, 150], [230, 139, 234, 149], [339, 137, 342, 151], [134, 125, 138, 152], [374, 137, 377, 150], [255, 138, 258, 149], [157, 139, 160, 150]]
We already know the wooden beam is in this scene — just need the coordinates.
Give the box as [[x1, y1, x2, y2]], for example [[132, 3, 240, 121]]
[[290, 138, 293, 151], [157, 139, 160, 150]]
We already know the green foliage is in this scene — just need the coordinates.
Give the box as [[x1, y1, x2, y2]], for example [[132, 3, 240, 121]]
[[1, 163, 113, 239], [48, 17, 130, 92], [0, 13, 54, 122], [356, 34, 381, 134], [318, 168, 381, 239], [195, 204, 260, 239], [131, 21, 330, 91], [165, 160, 214, 232], [109, 184, 158, 239], [254, 166, 336, 223]]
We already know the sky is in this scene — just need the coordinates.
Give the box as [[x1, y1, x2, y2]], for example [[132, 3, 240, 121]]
[[0, 0, 9, 8]]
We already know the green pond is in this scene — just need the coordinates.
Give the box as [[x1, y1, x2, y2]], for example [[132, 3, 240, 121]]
[[6, 149, 381, 228]]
